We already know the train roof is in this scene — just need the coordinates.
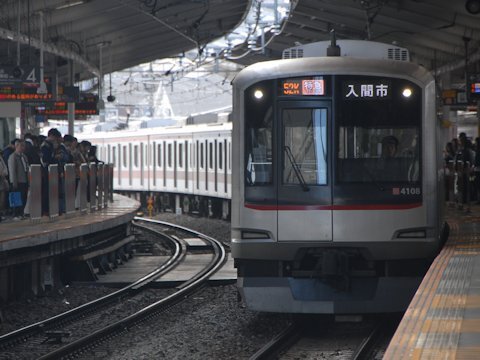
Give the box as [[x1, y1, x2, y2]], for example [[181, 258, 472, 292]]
[[81, 121, 232, 141], [233, 56, 434, 90]]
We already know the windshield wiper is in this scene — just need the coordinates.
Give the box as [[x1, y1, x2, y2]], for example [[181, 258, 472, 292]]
[[284, 146, 310, 192], [362, 163, 385, 191]]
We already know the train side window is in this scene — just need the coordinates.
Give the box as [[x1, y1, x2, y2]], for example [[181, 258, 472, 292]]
[[153, 142, 157, 186], [200, 143, 204, 169], [157, 143, 162, 168], [118, 145, 121, 185], [190, 142, 194, 167], [219, 142, 223, 170], [146, 144, 149, 166], [140, 143, 144, 184], [209, 142, 213, 169], [128, 143, 133, 185], [245, 107, 273, 186], [168, 143, 172, 168], [179, 143, 183, 168], [123, 146, 127, 168], [134, 145, 139, 167], [112, 146, 116, 166], [107, 145, 111, 163], [228, 142, 231, 170]]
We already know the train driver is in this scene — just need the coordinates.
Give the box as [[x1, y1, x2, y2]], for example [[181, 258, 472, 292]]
[[381, 135, 399, 159]]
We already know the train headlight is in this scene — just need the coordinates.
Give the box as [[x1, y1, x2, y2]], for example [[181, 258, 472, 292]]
[[402, 88, 413, 98], [253, 89, 264, 100]]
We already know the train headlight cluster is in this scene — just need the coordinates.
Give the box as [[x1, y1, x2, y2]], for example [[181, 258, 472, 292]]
[[402, 88, 413, 98]]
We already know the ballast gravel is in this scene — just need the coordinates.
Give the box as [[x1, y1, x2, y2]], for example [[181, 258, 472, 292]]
[[0, 212, 292, 359], [98, 212, 289, 360]]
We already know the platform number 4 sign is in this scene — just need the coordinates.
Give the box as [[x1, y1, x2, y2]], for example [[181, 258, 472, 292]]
[[25, 68, 37, 83]]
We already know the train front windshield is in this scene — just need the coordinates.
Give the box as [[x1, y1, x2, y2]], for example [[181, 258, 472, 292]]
[[244, 75, 422, 206], [336, 76, 422, 185]]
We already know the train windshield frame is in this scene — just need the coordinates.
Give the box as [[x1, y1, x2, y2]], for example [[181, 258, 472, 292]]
[[282, 107, 328, 186], [335, 76, 422, 185]]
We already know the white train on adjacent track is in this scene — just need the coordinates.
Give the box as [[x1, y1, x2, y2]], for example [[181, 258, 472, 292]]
[[87, 122, 232, 218]]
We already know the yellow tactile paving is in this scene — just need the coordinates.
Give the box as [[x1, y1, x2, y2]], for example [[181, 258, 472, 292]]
[[456, 347, 480, 359], [460, 319, 480, 333], [385, 206, 480, 359], [421, 319, 462, 333], [411, 348, 456, 360], [385, 244, 455, 359], [419, 319, 480, 334]]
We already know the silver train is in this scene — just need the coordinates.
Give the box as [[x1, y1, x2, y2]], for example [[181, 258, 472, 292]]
[[87, 122, 232, 218], [230, 40, 448, 313]]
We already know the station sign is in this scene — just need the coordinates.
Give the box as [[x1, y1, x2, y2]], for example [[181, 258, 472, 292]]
[[0, 85, 53, 101], [442, 89, 470, 106], [34, 102, 98, 116], [280, 78, 326, 96], [0, 65, 40, 86], [32, 93, 99, 117]]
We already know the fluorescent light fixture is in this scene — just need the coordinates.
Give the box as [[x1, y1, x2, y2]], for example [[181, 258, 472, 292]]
[[56, 1, 85, 10]]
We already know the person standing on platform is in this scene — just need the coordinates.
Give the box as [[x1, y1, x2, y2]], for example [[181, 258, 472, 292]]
[[24, 133, 41, 165], [2, 139, 18, 164], [40, 128, 62, 215], [68, 135, 83, 210], [79, 141, 92, 203], [0, 151, 9, 221], [8, 140, 29, 220]]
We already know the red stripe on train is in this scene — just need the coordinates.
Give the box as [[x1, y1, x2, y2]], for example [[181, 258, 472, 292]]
[[244, 203, 423, 211]]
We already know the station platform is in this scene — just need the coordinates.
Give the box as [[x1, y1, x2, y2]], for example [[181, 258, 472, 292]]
[[385, 206, 480, 359], [0, 194, 139, 253]]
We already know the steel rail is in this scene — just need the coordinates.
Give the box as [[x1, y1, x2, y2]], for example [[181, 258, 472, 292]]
[[38, 218, 227, 359], [249, 322, 301, 360], [352, 318, 394, 360], [0, 223, 183, 351]]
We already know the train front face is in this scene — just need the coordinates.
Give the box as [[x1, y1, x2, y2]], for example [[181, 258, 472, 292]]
[[231, 57, 441, 313]]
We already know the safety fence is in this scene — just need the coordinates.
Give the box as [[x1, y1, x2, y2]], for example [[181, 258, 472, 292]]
[[27, 163, 114, 222], [445, 160, 475, 210]]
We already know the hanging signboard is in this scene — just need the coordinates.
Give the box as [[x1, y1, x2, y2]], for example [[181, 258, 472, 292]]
[[0, 65, 40, 86], [0, 85, 53, 101]]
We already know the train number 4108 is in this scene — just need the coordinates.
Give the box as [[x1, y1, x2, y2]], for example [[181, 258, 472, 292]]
[[392, 187, 421, 195]]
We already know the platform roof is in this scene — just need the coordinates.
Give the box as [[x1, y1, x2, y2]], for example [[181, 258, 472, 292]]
[[233, 0, 480, 78], [0, 0, 479, 83], [0, 0, 249, 81]]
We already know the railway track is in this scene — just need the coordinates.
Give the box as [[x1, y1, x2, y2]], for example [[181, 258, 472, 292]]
[[0, 218, 227, 360], [250, 315, 401, 360]]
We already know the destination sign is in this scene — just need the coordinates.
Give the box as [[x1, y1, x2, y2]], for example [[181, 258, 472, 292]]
[[35, 104, 98, 116], [343, 81, 391, 100], [0, 86, 53, 101], [0, 79, 54, 101], [280, 78, 325, 96]]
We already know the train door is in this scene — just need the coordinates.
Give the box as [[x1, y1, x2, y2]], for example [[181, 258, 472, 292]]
[[277, 101, 332, 241]]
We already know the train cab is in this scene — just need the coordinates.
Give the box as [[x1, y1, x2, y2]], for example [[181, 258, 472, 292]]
[[231, 40, 446, 313]]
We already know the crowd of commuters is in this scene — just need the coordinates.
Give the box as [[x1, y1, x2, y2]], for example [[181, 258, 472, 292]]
[[0, 128, 100, 222], [444, 132, 480, 211]]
